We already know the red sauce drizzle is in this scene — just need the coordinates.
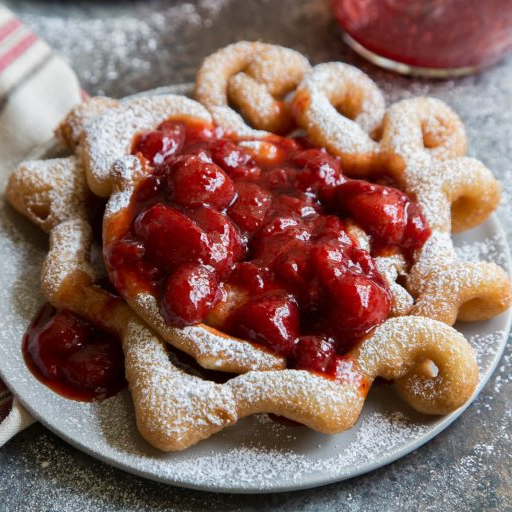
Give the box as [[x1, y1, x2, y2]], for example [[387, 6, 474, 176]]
[[23, 303, 126, 401], [104, 118, 430, 381]]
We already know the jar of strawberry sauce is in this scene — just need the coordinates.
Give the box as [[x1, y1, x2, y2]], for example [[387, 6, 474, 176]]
[[331, 0, 512, 77]]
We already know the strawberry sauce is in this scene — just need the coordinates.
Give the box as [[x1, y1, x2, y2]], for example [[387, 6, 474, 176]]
[[23, 304, 126, 401], [104, 118, 430, 380]]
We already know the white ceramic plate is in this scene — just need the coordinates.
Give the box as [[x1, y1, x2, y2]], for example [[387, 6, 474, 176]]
[[0, 87, 510, 494]]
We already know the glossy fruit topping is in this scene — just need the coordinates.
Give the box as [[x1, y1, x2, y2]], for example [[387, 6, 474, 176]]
[[133, 203, 211, 270], [23, 304, 126, 401], [333, 180, 430, 252], [293, 336, 337, 373], [161, 263, 220, 327], [230, 292, 300, 357], [165, 155, 235, 210], [132, 122, 185, 165], [228, 182, 272, 232], [104, 118, 431, 380]]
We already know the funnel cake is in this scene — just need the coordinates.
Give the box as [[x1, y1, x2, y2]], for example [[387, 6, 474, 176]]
[[5, 42, 511, 453], [102, 109, 430, 375]]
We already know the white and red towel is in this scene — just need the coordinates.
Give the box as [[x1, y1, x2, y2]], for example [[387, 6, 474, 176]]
[[0, 5, 82, 445]]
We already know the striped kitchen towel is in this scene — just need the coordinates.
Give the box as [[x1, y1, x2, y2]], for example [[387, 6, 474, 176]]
[[0, 5, 82, 446]]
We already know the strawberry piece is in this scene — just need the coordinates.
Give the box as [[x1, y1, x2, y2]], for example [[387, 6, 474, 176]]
[[61, 337, 124, 390], [228, 182, 272, 232], [335, 180, 408, 246], [37, 310, 90, 356], [402, 201, 431, 250], [324, 274, 391, 336], [231, 293, 299, 356], [334, 179, 430, 250], [230, 262, 271, 294], [132, 123, 185, 164], [211, 139, 253, 171], [273, 247, 313, 291], [189, 206, 245, 275], [161, 263, 219, 327], [26, 309, 124, 394], [291, 148, 345, 195], [27, 311, 89, 379], [136, 174, 163, 202], [293, 336, 337, 374], [133, 203, 211, 270], [166, 155, 235, 210]]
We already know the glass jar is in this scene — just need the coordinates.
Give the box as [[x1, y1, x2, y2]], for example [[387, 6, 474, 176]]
[[331, 0, 512, 77]]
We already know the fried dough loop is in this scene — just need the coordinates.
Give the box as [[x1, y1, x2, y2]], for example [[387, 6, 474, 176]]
[[195, 41, 311, 136], [292, 62, 386, 176], [55, 96, 120, 150], [5, 41, 510, 452], [379, 98, 508, 324], [380, 98, 499, 233], [292, 61, 509, 323], [6, 156, 91, 233]]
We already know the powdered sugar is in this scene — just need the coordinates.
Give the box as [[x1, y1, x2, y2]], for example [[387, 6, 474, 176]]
[[195, 41, 310, 137], [293, 62, 384, 161], [133, 291, 284, 373], [18, 0, 233, 95], [375, 254, 414, 316], [1, 56, 511, 494], [55, 97, 120, 149], [5, 156, 89, 234], [468, 331, 505, 369], [455, 235, 509, 267]]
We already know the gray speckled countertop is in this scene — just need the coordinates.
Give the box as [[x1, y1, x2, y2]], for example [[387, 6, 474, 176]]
[[1, 1, 512, 510]]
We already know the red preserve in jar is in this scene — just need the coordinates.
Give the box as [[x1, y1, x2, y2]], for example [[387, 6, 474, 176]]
[[331, 0, 512, 76]]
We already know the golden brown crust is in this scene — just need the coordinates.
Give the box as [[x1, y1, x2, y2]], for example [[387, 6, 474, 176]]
[[5, 156, 91, 233]]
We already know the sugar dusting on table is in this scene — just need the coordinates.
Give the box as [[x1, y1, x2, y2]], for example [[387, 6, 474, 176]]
[[18, 0, 233, 94]]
